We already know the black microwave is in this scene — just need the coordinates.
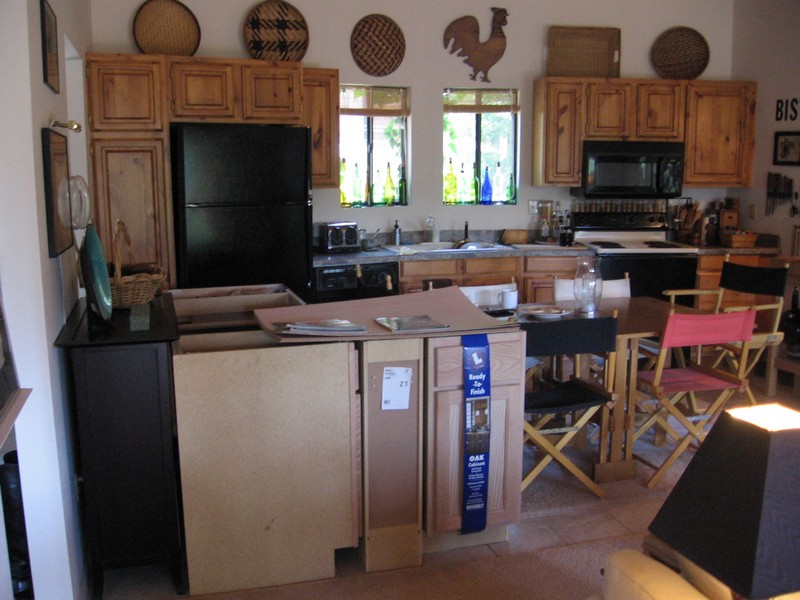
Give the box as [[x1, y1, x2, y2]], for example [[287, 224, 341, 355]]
[[579, 141, 685, 199]]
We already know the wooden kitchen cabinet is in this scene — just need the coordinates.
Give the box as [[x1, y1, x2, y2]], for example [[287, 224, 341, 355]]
[[425, 331, 524, 535], [399, 257, 521, 294], [55, 295, 185, 599], [168, 58, 238, 120], [585, 80, 635, 139], [168, 57, 302, 123], [533, 76, 753, 187], [635, 80, 685, 140], [242, 62, 303, 122], [533, 78, 584, 186], [86, 53, 337, 289], [462, 256, 521, 287], [684, 81, 757, 187], [522, 255, 579, 304], [400, 259, 462, 293], [302, 68, 340, 187], [90, 137, 173, 284], [86, 54, 165, 131], [584, 79, 685, 141]]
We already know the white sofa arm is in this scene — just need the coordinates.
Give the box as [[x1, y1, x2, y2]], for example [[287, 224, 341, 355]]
[[598, 549, 709, 600]]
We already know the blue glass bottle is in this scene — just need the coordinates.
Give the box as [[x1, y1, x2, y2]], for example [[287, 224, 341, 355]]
[[480, 166, 492, 205]]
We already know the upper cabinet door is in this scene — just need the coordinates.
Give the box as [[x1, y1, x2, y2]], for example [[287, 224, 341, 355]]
[[684, 81, 757, 187], [302, 68, 340, 188], [87, 55, 164, 131], [585, 80, 634, 139], [533, 78, 584, 186], [635, 80, 685, 140], [169, 59, 238, 120], [241, 62, 302, 122]]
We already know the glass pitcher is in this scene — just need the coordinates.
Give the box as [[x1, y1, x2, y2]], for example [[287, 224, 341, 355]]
[[574, 257, 603, 316]]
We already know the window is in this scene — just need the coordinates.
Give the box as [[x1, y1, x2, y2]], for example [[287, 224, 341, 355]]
[[442, 88, 519, 205], [339, 85, 409, 207]]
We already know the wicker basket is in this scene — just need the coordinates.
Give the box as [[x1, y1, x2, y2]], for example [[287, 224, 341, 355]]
[[720, 231, 758, 248], [108, 221, 165, 308]]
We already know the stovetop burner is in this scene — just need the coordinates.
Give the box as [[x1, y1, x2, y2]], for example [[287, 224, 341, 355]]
[[590, 241, 624, 248], [643, 241, 682, 249]]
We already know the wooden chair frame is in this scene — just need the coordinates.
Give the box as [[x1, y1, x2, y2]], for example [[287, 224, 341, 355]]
[[633, 308, 755, 489], [521, 314, 619, 498]]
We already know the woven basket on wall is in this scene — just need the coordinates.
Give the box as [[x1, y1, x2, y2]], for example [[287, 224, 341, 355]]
[[651, 26, 709, 79], [243, 0, 309, 61], [350, 14, 405, 77], [133, 0, 201, 56]]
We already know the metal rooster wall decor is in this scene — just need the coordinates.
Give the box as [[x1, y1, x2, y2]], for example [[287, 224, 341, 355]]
[[443, 7, 508, 83]]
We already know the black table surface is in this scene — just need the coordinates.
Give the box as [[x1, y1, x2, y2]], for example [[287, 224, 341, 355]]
[[55, 293, 179, 348]]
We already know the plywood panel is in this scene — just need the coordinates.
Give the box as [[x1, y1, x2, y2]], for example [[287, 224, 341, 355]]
[[173, 342, 357, 595]]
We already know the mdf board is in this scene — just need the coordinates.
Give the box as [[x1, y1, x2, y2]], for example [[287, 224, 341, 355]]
[[173, 342, 359, 595], [360, 338, 423, 572]]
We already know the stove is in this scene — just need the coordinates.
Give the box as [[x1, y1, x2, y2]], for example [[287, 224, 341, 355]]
[[571, 210, 698, 304], [574, 230, 698, 255]]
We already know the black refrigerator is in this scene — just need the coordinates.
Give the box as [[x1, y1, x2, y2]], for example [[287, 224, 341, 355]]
[[171, 123, 313, 301]]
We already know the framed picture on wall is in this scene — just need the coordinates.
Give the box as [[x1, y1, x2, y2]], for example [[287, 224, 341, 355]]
[[773, 131, 800, 166], [41, 129, 72, 257], [40, 0, 59, 93]]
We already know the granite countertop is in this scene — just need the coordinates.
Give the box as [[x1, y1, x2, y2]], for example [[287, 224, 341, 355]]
[[312, 242, 781, 268]]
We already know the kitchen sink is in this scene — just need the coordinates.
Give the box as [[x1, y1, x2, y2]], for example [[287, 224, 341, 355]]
[[382, 242, 514, 254]]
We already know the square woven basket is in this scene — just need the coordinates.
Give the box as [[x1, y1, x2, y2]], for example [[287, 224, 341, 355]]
[[720, 232, 758, 248]]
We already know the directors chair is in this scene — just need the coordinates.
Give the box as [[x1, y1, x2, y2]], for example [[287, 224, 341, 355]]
[[520, 314, 618, 498], [633, 308, 755, 489], [664, 257, 789, 406]]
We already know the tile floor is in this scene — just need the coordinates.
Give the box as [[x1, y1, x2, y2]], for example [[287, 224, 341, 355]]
[[102, 371, 798, 599]]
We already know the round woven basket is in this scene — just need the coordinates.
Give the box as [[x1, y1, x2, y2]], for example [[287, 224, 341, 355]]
[[351, 14, 405, 77], [651, 26, 709, 80], [133, 0, 200, 56], [243, 0, 309, 61]]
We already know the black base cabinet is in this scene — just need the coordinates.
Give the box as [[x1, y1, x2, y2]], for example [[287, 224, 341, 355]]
[[56, 295, 186, 598]]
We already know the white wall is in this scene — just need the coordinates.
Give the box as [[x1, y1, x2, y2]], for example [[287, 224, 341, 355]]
[[732, 0, 800, 255], [0, 1, 92, 598], [89, 0, 735, 235]]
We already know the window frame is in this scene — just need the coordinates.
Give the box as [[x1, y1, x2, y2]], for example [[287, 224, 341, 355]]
[[340, 85, 409, 207], [443, 88, 519, 205]]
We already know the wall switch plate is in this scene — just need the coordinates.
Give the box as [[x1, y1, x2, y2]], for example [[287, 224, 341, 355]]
[[528, 200, 536, 215]]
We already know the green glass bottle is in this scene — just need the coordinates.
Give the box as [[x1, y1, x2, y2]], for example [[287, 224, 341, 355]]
[[444, 158, 458, 205], [351, 162, 363, 207], [505, 172, 516, 203], [339, 158, 350, 207], [383, 162, 396, 205], [397, 164, 407, 205], [372, 168, 383, 206]]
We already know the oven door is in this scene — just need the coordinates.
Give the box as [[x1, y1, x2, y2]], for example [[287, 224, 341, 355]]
[[598, 254, 698, 306]]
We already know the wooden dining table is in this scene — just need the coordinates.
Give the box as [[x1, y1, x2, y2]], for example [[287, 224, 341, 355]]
[[519, 296, 699, 482]]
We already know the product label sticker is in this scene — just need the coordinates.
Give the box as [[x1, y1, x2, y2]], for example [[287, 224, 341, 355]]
[[381, 366, 412, 410]]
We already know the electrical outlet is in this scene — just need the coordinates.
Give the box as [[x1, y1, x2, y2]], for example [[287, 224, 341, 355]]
[[528, 200, 536, 215], [749, 204, 756, 219]]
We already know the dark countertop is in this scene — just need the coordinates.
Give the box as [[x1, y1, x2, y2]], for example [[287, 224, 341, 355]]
[[55, 294, 179, 348], [313, 243, 779, 268]]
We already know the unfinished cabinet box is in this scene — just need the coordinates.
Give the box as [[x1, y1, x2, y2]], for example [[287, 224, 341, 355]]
[[424, 331, 525, 549]]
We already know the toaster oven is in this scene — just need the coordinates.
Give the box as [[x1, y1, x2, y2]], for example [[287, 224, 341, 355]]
[[315, 222, 360, 253]]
